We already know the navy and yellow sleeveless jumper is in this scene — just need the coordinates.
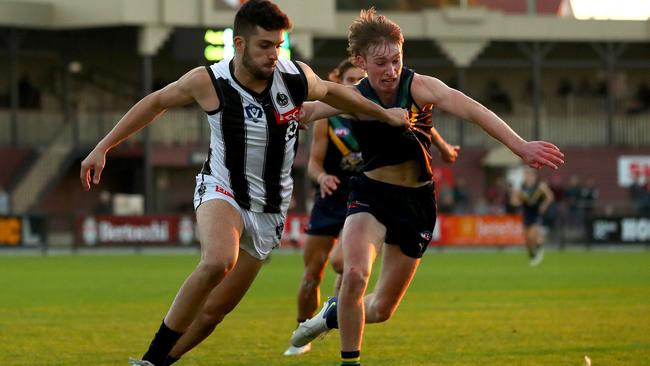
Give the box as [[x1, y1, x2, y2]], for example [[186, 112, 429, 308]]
[[346, 67, 438, 258], [323, 115, 364, 193], [306, 115, 363, 237], [520, 181, 545, 227], [353, 67, 435, 182]]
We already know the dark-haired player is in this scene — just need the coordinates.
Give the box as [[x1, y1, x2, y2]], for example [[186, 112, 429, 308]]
[[80, 2, 408, 365]]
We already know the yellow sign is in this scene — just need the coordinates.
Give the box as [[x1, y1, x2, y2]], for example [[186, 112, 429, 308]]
[[0, 217, 21, 246]]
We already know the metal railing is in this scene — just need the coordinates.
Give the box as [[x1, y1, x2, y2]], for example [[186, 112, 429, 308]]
[[1, 104, 649, 149]]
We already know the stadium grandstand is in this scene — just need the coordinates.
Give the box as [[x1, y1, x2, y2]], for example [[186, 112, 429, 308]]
[[1, 0, 649, 250], [1, 2, 649, 366]]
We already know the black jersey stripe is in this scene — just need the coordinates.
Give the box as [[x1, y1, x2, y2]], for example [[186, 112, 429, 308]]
[[261, 94, 288, 213], [217, 78, 251, 209], [285, 61, 308, 104], [200, 147, 213, 175], [204, 66, 224, 115]]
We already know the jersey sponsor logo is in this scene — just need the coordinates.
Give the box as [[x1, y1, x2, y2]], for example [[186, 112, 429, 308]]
[[273, 106, 301, 125], [215, 184, 234, 199], [244, 103, 264, 122], [276, 92, 289, 107]]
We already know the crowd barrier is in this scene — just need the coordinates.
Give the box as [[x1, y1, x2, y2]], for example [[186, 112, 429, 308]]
[[4, 214, 649, 250]]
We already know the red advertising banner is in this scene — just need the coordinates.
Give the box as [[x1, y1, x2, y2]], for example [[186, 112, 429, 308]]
[[77, 215, 197, 247], [432, 215, 524, 246], [75, 213, 523, 248], [279, 213, 524, 249]]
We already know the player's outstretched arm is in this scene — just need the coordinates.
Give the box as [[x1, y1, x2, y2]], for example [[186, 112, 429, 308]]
[[430, 126, 460, 164], [300, 101, 343, 124], [80, 67, 214, 191], [297, 61, 408, 127], [413, 74, 564, 170]]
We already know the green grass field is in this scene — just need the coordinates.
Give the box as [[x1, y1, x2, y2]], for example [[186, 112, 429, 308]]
[[1, 250, 649, 366]]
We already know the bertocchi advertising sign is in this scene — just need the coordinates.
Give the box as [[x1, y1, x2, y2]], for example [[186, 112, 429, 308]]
[[77, 215, 197, 247]]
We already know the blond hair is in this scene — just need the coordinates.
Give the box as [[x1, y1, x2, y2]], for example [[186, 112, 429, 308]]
[[347, 7, 404, 58]]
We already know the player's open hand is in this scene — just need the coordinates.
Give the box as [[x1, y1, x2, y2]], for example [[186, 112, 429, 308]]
[[317, 173, 340, 198], [517, 141, 564, 170], [385, 107, 409, 127], [80, 148, 107, 191]]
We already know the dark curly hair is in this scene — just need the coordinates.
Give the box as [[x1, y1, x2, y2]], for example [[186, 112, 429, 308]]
[[234, 0, 292, 38]]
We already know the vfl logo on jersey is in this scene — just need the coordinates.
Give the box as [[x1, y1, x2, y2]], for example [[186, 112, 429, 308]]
[[334, 127, 350, 138], [273, 106, 301, 125], [244, 104, 264, 123], [276, 92, 289, 107]]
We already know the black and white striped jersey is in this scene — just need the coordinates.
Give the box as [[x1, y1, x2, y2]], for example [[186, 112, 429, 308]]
[[200, 58, 308, 214]]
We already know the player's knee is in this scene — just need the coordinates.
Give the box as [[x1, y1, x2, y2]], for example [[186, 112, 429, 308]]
[[330, 257, 344, 274], [370, 299, 397, 323], [197, 258, 235, 283], [199, 306, 228, 327], [342, 266, 370, 296]]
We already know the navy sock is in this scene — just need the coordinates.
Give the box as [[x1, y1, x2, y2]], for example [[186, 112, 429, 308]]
[[325, 300, 338, 329], [142, 320, 183, 366], [341, 350, 361, 365]]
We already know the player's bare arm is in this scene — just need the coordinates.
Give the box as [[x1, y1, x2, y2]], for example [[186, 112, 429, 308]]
[[308, 119, 341, 198], [297, 61, 407, 127], [300, 100, 344, 123], [430, 126, 460, 163], [80, 67, 216, 191], [412, 73, 564, 170]]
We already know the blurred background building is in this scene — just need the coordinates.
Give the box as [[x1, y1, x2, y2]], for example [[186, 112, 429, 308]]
[[1, 0, 649, 248]]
